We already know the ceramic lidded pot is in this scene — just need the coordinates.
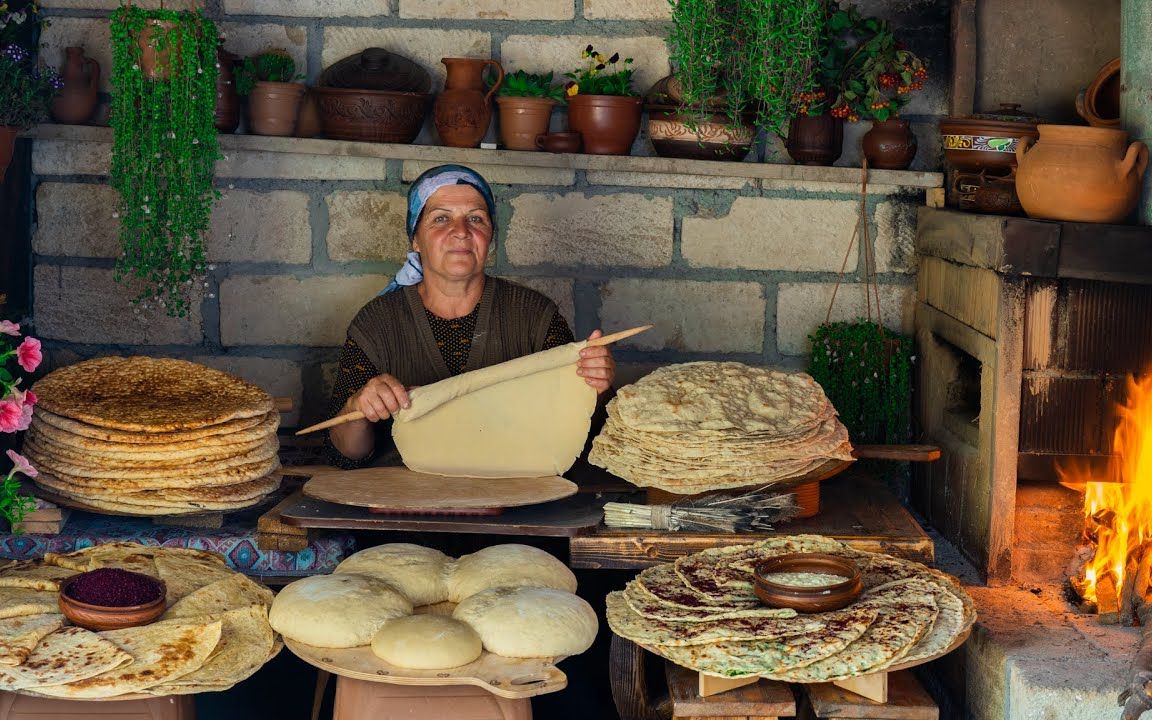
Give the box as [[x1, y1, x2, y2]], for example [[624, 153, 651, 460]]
[[862, 118, 917, 170], [434, 58, 504, 148], [939, 104, 1039, 173], [1015, 124, 1149, 224], [51, 47, 100, 125], [643, 76, 753, 161], [314, 48, 432, 144]]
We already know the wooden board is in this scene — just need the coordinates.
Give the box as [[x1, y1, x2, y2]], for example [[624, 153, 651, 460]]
[[666, 662, 794, 718], [285, 637, 566, 700], [303, 467, 578, 512], [805, 670, 938, 719], [279, 491, 606, 537]]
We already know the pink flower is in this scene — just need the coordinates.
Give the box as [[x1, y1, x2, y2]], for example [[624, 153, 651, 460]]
[[5, 450, 36, 479], [17, 402, 31, 432], [23, 390, 35, 406], [0, 400, 23, 433], [15, 338, 40, 373], [0, 321, 19, 337]]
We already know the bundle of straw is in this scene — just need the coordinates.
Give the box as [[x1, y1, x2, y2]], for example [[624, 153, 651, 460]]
[[603, 489, 798, 533]]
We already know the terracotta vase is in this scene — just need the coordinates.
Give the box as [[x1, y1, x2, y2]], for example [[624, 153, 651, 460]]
[[567, 94, 643, 155], [862, 118, 917, 170], [248, 81, 305, 136], [50, 47, 100, 125], [433, 58, 504, 148], [214, 49, 240, 133], [496, 96, 555, 151], [137, 20, 178, 80], [785, 114, 844, 166], [0, 126, 17, 183], [295, 88, 323, 138], [1015, 124, 1149, 223]]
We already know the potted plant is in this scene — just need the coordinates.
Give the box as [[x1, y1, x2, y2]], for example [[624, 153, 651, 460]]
[[0, 42, 59, 181], [0, 319, 45, 532], [110, 5, 219, 317], [564, 45, 641, 155], [236, 50, 304, 136], [668, 0, 824, 140], [645, 76, 754, 161], [496, 69, 563, 151]]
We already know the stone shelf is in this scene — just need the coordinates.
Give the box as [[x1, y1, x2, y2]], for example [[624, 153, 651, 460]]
[[23, 123, 943, 189]]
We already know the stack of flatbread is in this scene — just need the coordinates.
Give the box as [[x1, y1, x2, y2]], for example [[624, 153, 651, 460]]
[[0, 542, 277, 698], [24, 357, 282, 516], [589, 362, 855, 492], [606, 534, 976, 682]]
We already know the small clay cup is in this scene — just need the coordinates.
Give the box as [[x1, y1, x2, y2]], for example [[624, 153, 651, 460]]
[[536, 131, 582, 153], [753, 553, 862, 613], [59, 572, 167, 631]]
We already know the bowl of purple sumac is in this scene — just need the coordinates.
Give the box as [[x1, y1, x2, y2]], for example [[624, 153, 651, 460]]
[[59, 568, 167, 631]]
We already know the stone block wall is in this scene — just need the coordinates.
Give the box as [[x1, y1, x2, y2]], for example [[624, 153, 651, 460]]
[[29, 1, 945, 426]]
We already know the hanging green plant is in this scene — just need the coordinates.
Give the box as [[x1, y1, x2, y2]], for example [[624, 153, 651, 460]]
[[807, 320, 912, 445], [109, 5, 219, 318], [668, 0, 824, 134]]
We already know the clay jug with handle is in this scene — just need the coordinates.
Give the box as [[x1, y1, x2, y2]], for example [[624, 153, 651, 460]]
[[433, 58, 504, 148], [51, 47, 100, 125]]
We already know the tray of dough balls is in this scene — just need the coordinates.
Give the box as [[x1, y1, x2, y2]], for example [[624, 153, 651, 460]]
[[272, 543, 597, 699]]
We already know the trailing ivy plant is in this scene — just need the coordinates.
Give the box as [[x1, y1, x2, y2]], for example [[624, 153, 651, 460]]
[[807, 320, 912, 445], [109, 5, 219, 318], [668, 0, 824, 134]]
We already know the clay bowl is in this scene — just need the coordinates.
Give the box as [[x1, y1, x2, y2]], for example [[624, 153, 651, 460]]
[[753, 553, 862, 613], [59, 572, 167, 631], [536, 131, 582, 153], [312, 87, 430, 144]]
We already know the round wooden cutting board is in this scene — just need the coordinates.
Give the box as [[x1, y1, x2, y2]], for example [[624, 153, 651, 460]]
[[302, 467, 579, 512]]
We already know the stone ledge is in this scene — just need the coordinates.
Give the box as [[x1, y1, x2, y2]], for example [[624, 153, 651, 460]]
[[24, 124, 943, 190]]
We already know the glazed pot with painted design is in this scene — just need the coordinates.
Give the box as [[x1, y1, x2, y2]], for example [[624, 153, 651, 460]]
[[1015, 124, 1149, 224]]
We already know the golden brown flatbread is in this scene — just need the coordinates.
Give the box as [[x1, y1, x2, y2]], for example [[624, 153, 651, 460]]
[[27, 421, 276, 464], [164, 574, 274, 619], [145, 605, 274, 694], [0, 626, 132, 690], [0, 614, 65, 666], [155, 555, 239, 604], [28, 453, 280, 490], [0, 588, 60, 619], [34, 409, 274, 445], [24, 436, 279, 478], [33, 473, 280, 511], [0, 563, 76, 591], [32, 357, 273, 431]]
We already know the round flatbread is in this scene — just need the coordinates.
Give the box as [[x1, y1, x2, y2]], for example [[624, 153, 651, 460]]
[[447, 544, 577, 604], [269, 574, 413, 648], [452, 586, 597, 658], [32, 357, 274, 431], [371, 615, 482, 670], [24, 436, 279, 478], [34, 409, 274, 445], [26, 421, 276, 464], [335, 544, 451, 607]]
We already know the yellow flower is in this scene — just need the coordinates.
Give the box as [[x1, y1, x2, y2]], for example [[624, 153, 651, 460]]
[[594, 52, 607, 63], [589, 67, 598, 76], [566, 83, 579, 97]]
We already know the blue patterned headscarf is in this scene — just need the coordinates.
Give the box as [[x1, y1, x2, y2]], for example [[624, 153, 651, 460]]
[[381, 164, 497, 295]]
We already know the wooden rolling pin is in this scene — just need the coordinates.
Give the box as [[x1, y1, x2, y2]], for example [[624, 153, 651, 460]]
[[295, 324, 653, 436]]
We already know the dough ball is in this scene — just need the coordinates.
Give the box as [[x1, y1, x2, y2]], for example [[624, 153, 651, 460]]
[[447, 544, 576, 603], [452, 586, 598, 658], [371, 615, 483, 669], [270, 574, 413, 648], [335, 543, 451, 607]]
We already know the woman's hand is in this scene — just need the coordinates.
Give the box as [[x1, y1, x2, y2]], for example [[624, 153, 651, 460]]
[[345, 372, 412, 422], [578, 329, 616, 394]]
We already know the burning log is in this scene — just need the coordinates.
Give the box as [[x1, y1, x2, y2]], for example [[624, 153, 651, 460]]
[[1123, 543, 1152, 625], [1099, 573, 1121, 625]]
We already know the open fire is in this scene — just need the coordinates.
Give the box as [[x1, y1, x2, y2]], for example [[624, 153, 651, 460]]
[[1065, 375, 1152, 625]]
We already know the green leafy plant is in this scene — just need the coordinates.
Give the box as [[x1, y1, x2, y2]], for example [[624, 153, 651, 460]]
[[794, 3, 927, 122], [110, 5, 220, 318], [235, 50, 299, 95], [564, 45, 637, 97], [0, 42, 59, 128], [498, 69, 564, 101], [0, 0, 46, 49], [668, 0, 824, 133], [807, 321, 912, 445]]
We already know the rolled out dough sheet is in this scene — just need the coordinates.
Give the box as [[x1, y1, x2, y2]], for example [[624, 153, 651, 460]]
[[392, 342, 597, 477]]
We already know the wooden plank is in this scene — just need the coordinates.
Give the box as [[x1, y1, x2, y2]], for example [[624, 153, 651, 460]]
[[949, 0, 977, 116], [832, 673, 887, 704], [698, 674, 759, 698], [303, 469, 577, 511], [915, 207, 1011, 271], [806, 671, 938, 719], [257, 490, 312, 553], [570, 474, 933, 570], [918, 257, 1002, 339], [611, 634, 655, 720], [986, 278, 1025, 585], [666, 662, 794, 717], [1055, 222, 1152, 285]]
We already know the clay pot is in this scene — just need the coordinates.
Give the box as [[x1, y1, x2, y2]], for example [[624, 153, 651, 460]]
[[295, 88, 322, 138], [50, 47, 100, 125], [1076, 58, 1121, 129], [496, 96, 555, 151], [248, 81, 305, 137], [434, 58, 503, 148], [567, 94, 643, 155], [321, 47, 431, 93], [939, 104, 1040, 173], [137, 20, 178, 80], [536, 132, 581, 153], [862, 118, 917, 170], [214, 49, 240, 133], [785, 114, 844, 166], [312, 87, 430, 144], [645, 105, 753, 161], [954, 169, 1024, 215], [0, 126, 17, 183], [1016, 124, 1149, 223]]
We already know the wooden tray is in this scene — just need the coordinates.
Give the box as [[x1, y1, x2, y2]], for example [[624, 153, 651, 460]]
[[302, 467, 578, 513], [285, 637, 567, 700]]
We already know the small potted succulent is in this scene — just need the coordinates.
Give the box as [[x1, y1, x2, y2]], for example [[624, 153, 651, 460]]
[[495, 69, 564, 151], [564, 45, 641, 155], [236, 50, 304, 136], [0, 42, 59, 181]]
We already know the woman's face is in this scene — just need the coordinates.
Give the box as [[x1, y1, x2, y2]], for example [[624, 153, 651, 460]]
[[411, 185, 493, 282]]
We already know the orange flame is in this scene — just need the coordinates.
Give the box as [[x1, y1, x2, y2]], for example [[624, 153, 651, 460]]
[[1062, 375, 1152, 603]]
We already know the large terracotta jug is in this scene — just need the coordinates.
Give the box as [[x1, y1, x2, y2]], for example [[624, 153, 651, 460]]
[[50, 47, 100, 125], [433, 58, 503, 148], [1016, 124, 1149, 223]]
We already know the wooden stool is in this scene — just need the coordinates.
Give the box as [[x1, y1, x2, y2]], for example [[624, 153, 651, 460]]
[[332, 675, 531, 720], [665, 662, 796, 720], [798, 671, 938, 720], [0, 691, 195, 719]]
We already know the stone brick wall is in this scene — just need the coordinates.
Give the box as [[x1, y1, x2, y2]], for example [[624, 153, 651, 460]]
[[29, 1, 945, 426]]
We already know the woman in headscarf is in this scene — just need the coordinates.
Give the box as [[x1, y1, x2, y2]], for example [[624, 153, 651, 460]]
[[326, 164, 615, 467]]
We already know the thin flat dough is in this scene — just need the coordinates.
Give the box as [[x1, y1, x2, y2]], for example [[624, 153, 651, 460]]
[[392, 343, 597, 478]]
